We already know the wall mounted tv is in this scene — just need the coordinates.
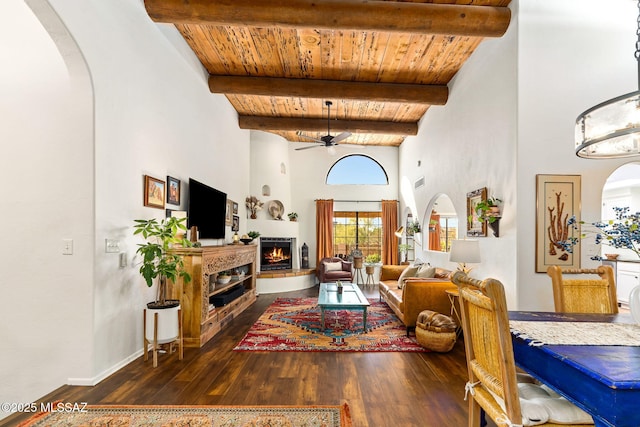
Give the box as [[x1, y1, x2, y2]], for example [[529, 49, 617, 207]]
[[188, 178, 227, 239]]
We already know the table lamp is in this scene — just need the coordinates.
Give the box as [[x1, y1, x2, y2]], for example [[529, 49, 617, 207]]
[[449, 240, 481, 275]]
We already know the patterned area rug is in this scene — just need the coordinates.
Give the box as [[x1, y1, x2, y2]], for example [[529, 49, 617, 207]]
[[234, 297, 426, 352], [17, 403, 352, 427]]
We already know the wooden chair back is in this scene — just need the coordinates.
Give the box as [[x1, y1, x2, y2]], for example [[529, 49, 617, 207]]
[[451, 271, 522, 426], [546, 266, 618, 314]]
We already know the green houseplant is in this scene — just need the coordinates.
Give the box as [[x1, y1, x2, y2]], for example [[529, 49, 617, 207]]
[[398, 243, 412, 263], [475, 197, 502, 224], [287, 212, 298, 221], [133, 216, 193, 308]]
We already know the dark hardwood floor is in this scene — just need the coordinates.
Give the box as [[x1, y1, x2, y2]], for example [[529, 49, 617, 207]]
[[1, 285, 472, 427]]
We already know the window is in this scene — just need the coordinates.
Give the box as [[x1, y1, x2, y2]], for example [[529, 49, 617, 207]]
[[438, 216, 458, 252], [333, 211, 382, 259], [326, 155, 388, 185]]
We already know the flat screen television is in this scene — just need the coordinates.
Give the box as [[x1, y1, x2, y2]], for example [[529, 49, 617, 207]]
[[188, 178, 227, 239]]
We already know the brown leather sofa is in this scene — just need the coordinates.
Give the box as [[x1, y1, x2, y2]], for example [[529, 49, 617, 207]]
[[378, 264, 457, 335], [317, 257, 353, 283]]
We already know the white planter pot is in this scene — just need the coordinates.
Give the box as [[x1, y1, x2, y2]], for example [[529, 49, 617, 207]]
[[145, 303, 180, 344]]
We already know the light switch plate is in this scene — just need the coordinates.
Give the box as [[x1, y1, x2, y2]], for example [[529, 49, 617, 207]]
[[62, 239, 73, 255], [105, 239, 120, 253]]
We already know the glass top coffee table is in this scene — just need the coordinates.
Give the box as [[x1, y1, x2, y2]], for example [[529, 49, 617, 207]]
[[318, 282, 371, 333]]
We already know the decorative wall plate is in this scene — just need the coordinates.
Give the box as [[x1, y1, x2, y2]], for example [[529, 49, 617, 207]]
[[267, 200, 284, 220]]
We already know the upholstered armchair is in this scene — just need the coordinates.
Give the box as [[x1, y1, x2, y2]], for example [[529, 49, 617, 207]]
[[317, 257, 353, 283]]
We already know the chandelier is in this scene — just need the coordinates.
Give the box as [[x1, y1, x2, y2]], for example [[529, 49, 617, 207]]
[[575, 1, 640, 159]]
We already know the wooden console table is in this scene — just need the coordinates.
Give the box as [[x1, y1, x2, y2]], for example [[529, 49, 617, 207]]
[[168, 245, 257, 347]]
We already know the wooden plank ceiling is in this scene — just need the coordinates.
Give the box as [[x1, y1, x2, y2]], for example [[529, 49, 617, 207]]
[[145, 0, 512, 148]]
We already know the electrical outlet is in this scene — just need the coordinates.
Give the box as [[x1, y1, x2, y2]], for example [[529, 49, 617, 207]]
[[62, 239, 73, 255], [105, 239, 120, 253], [119, 252, 127, 268]]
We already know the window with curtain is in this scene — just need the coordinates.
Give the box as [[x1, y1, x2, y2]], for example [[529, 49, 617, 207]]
[[333, 211, 382, 259]]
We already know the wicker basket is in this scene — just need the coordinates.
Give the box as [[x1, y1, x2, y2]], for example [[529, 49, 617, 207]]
[[415, 310, 457, 352]]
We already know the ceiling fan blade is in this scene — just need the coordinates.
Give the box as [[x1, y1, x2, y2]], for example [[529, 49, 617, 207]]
[[296, 131, 324, 144], [295, 144, 324, 151], [330, 131, 352, 144]]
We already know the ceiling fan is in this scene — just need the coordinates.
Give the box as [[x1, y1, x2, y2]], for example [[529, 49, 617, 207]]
[[295, 101, 352, 151]]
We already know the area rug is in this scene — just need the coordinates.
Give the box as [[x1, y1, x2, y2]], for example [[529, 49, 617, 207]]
[[17, 403, 352, 427], [234, 297, 426, 352]]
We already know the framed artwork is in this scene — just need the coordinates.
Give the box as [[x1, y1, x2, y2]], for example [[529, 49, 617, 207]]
[[226, 199, 233, 225], [232, 201, 239, 215], [467, 187, 487, 237], [167, 176, 180, 205], [144, 175, 165, 209], [232, 215, 239, 232], [535, 174, 581, 273]]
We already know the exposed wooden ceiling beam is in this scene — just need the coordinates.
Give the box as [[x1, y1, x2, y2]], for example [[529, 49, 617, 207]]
[[145, 0, 511, 38], [209, 76, 448, 105], [238, 116, 418, 136]]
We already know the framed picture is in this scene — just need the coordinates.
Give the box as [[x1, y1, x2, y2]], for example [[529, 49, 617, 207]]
[[535, 174, 581, 273], [467, 187, 487, 237], [232, 215, 239, 232], [232, 201, 238, 215], [144, 175, 165, 209], [226, 199, 234, 225], [167, 176, 180, 205]]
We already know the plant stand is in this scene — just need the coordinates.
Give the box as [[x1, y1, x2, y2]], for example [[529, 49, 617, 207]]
[[143, 307, 183, 368], [365, 265, 376, 287]]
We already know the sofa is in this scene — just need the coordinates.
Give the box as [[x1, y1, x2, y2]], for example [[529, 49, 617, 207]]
[[317, 257, 353, 283], [378, 264, 457, 335]]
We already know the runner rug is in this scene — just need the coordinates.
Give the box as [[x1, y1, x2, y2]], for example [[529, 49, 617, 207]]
[[234, 297, 426, 352], [17, 403, 352, 427]]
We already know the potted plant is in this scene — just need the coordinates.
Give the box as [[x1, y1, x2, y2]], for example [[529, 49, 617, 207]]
[[407, 220, 421, 236], [475, 197, 502, 223], [217, 270, 232, 285], [398, 243, 412, 263], [287, 212, 298, 222], [364, 253, 381, 272], [247, 230, 261, 241], [134, 216, 192, 345]]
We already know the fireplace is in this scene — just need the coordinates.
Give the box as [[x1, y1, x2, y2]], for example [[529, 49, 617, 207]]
[[260, 237, 293, 271]]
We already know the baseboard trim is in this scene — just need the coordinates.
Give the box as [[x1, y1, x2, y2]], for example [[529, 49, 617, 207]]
[[67, 349, 143, 386]]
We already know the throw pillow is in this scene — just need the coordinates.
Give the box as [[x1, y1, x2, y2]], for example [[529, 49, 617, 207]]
[[397, 266, 419, 289], [486, 382, 593, 426], [324, 261, 343, 272], [416, 264, 436, 278]]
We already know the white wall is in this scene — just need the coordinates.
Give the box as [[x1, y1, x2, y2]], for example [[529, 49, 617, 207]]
[[399, 0, 638, 310], [2, 0, 250, 418], [516, 0, 635, 310], [289, 143, 399, 265], [399, 1, 518, 304], [1, 0, 94, 414]]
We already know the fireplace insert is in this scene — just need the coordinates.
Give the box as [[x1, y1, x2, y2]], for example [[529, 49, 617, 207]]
[[260, 237, 293, 271]]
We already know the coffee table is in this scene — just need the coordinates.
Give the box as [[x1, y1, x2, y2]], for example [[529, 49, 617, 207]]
[[318, 282, 371, 333]]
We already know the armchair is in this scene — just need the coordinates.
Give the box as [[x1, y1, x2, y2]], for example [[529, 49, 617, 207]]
[[317, 257, 353, 283]]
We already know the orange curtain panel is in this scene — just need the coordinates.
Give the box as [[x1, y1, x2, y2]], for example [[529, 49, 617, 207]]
[[315, 199, 334, 266], [381, 200, 399, 265], [429, 213, 442, 251]]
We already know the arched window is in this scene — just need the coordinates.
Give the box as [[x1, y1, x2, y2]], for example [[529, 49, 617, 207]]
[[326, 155, 388, 185]]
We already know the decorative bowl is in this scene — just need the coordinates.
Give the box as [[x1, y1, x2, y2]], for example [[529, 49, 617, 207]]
[[240, 238, 253, 245], [605, 253, 619, 260], [217, 275, 231, 285]]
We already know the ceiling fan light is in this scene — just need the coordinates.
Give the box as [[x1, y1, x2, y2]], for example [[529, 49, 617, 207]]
[[575, 90, 640, 159], [327, 145, 337, 156]]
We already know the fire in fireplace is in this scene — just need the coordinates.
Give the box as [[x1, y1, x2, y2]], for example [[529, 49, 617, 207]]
[[260, 237, 293, 271]]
